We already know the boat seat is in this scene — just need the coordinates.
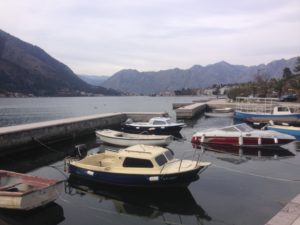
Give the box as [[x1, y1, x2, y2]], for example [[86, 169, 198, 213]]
[[0, 182, 22, 191]]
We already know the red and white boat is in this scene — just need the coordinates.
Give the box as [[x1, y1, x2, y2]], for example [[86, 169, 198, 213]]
[[191, 123, 295, 148]]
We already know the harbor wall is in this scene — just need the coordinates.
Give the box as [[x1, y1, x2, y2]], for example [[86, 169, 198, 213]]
[[0, 112, 166, 154]]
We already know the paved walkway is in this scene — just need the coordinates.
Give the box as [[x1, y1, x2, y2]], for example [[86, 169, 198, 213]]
[[266, 194, 300, 225]]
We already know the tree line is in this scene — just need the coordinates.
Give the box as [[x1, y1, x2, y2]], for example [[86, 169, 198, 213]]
[[227, 57, 300, 100]]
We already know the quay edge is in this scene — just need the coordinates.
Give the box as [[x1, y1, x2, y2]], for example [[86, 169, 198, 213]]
[[0, 112, 167, 155]]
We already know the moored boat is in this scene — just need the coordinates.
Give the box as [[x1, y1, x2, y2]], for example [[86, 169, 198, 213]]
[[213, 107, 233, 113], [96, 129, 173, 147], [67, 144, 210, 188], [234, 97, 300, 120], [191, 123, 295, 147], [0, 170, 63, 210], [266, 124, 300, 140], [123, 117, 186, 134], [204, 112, 234, 118]]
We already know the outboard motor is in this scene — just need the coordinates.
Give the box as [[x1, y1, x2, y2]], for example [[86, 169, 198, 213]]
[[70, 144, 88, 159]]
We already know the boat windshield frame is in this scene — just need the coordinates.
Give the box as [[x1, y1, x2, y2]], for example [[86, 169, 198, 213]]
[[235, 123, 254, 132], [219, 123, 253, 133]]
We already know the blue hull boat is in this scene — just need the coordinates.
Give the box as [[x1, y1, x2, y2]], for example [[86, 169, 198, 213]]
[[267, 125, 300, 140]]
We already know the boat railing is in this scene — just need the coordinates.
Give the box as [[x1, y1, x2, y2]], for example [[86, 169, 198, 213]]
[[159, 149, 203, 174], [235, 97, 280, 114]]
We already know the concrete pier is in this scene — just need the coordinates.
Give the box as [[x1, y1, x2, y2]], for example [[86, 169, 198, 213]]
[[265, 194, 300, 225], [176, 103, 207, 119], [0, 112, 166, 154]]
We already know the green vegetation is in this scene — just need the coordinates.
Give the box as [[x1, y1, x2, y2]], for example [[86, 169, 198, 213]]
[[227, 57, 300, 100]]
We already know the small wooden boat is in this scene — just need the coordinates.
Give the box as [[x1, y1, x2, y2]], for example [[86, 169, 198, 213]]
[[67, 144, 211, 188], [123, 117, 186, 134], [191, 123, 295, 148], [0, 170, 63, 210], [96, 129, 172, 147], [266, 125, 300, 140]]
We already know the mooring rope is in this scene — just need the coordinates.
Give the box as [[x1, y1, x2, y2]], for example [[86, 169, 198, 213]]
[[32, 137, 64, 154]]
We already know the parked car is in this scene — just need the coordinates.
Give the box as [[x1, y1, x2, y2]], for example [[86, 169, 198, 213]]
[[279, 94, 297, 102]]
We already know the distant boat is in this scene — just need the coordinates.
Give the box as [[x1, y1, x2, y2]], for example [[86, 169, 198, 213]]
[[213, 107, 233, 113], [123, 117, 186, 134], [234, 97, 300, 120], [191, 123, 295, 148], [67, 144, 211, 188], [0, 170, 63, 210], [95, 129, 173, 147], [266, 124, 300, 140], [204, 112, 234, 118]]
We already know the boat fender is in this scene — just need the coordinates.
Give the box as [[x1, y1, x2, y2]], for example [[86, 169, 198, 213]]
[[239, 136, 243, 145], [274, 137, 278, 144], [258, 136, 262, 145], [201, 134, 206, 143]]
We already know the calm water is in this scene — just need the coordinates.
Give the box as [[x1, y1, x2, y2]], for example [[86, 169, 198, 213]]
[[0, 96, 300, 225]]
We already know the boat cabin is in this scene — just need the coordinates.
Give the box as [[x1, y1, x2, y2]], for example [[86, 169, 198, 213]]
[[74, 145, 175, 172], [148, 117, 172, 125], [272, 106, 291, 115]]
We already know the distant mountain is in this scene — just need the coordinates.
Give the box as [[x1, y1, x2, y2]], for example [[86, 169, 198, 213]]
[[0, 30, 120, 96], [78, 75, 109, 86], [101, 58, 297, 95]]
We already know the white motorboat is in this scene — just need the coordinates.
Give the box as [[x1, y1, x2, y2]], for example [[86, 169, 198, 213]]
[[123, 117, 186, 134], [96, 129, 173, 147], [191, 123, 295, 147], [68, 144, 211, 188]]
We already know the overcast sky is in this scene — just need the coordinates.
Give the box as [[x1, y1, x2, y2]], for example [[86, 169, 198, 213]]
[[0, 0, 299, 75]]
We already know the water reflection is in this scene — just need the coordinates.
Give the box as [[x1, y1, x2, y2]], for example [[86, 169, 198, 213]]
[[66, 176, 211, 224], [293, 141, 300, 151], [198, 143, 295, 164], [0, 203, 64, 225]]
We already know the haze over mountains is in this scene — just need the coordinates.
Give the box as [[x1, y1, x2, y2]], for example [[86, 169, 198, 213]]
[[100, 58, 297, 95], [0, 29, 297, 96], [0, 30, 119, 96]]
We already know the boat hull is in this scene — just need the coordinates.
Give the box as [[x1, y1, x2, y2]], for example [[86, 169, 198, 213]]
[[96, 132, 172, 147], [267, 126, 300, 140], [68, 164, 206, 188], [191, 136, 293, 147], [234, 111, 300, 120], [123, 124, 183, 135], [0, 182, 63, 210]]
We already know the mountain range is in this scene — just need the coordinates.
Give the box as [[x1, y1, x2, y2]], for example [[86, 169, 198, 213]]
[[78, 75, 109, 86], [101, 58, 297, 94], [0, 29, 298, 96], [0, 30, 119, 96]]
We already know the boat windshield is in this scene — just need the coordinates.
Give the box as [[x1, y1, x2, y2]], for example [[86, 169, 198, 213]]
[[235, 124, 253, 132], [164, 150, 174, 161], [155, 154, 168, 166]]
